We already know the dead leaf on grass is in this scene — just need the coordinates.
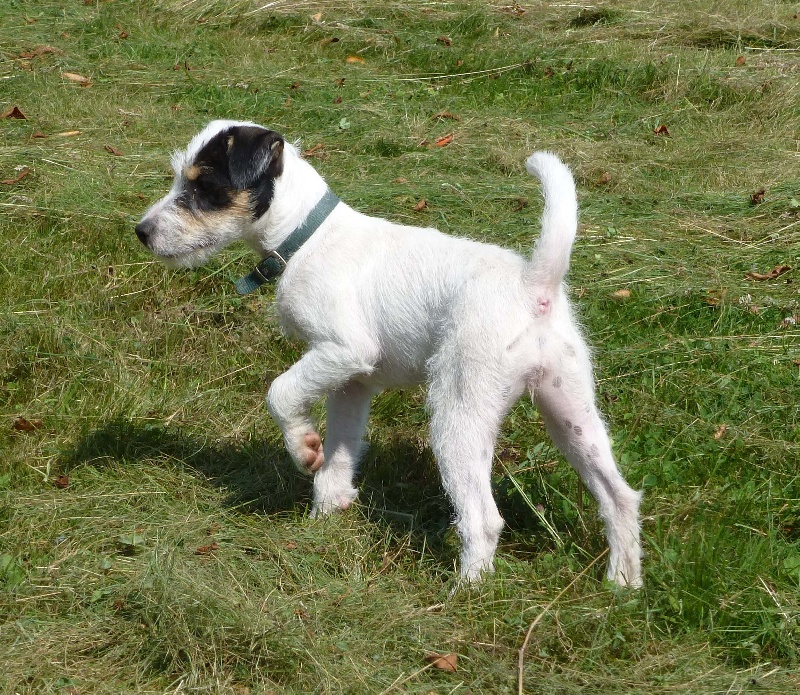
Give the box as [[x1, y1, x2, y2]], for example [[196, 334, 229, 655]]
[[713, 424, 727, 440], [413, 199, 428, 211], [425, 652, 457, 671], [750, 188, 766, 205], [597, 171, 612, 185], [392, 177, 407, 184], [1, 106, 27, 119], [345, 55, 365, 64], [432, 110, 460, 121], [54, 130, 81, 137], [611, 289, 631, 299], [302, 143, 325, 158], [195, 542, 219, 555], [1, 168, 31, 185], [104, 144, 123, 156], [745, 264, 791, 281], [320, 37, 340, 46], [12, 416, 41, 431], [32, 131, 46, 138], [436, 36, 453, 46], [653, 124, 670, 136], [310, 12, 322, 21], [61, 71, 92, 86], [19, 45, 62, 59], [512, 197, 529, 211], [54, 475, 70, 489], [434, 133, 454, 147], [735, 55, 746, 66]]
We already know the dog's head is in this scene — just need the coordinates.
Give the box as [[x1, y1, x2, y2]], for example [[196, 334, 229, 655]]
[[135, 120, 284, 267]]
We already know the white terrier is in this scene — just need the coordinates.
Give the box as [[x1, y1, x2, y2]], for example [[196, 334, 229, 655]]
[[136, 120, 642, 587]]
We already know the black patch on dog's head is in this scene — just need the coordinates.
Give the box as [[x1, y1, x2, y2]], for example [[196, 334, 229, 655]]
[[187, 125, 284, 219]]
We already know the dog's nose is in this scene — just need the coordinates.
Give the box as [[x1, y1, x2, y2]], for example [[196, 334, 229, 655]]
[[135, 219, 154, 246]]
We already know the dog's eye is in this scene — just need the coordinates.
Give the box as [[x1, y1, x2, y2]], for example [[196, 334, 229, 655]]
[[191, 177, 231, 210]]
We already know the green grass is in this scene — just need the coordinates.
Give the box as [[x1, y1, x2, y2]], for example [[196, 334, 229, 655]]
[[2, 0, 800, 692]]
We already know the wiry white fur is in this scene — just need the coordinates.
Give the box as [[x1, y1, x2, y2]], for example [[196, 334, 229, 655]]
[[139, 121, 643, 587]]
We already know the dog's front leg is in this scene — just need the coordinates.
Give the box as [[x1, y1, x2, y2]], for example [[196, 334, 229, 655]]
[[311, 380, 377, 517], [267, 343, 374, 476]]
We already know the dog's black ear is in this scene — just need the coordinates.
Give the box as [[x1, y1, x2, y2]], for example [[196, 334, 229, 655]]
[[226, 126, 284, 190]]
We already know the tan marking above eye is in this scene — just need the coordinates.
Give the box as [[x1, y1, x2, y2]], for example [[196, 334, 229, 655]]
[[183, 165, 202, 181], [226, 135, 234, 152]]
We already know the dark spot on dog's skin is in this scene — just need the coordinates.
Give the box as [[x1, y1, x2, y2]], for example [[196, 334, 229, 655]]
[[186, 125, 285, 219], [565, 419, 572, 429], [553, 376, 562, 388], [573, 425, 582, 436]]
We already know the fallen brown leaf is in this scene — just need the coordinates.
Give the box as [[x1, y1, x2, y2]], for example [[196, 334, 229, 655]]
[[104, 144, 123, 156], [597, 171, 612, 185], [713, 423, 727, 440], [12, 416, 41, 432], [1, 106, 26, 119], [320, 37, 340, 46], [512, 197, 529, 211], [432, 110, 460, 121], [750, 188, 766, 205], [195, 542, 219, 555], [54, 130, 81, 137], [32, 131, 46, 138], [436, 36, 453, 46], [54, 475, 70, 489], [735, 55, 746, 66], [434, 133, 454, 147], [19, 45, 61, 59], [745, 264, 791, 281], [62, 72, 92, 86], [333, 95, 342, 104], [290, 80, 300, 90], [413, 199, 428, 211], [543, 66, 555, 77], [425, 652, 457, 672], [653, 124, 670, 136], [611, 289, 631, 299], [310, 12, 322, 21], [119, 31, 129, 39], [302, 143, 325, 158], [334, 77, 345, 87], [392, 177, 407, 184], [345, 55, 365, 64], [1, 168, 31, 185]]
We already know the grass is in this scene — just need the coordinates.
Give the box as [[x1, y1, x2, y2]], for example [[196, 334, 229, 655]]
[[1, 0, 800, 692]]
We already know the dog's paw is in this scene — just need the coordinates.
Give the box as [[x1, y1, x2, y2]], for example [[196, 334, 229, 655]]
[[287, 431, 325, 474]]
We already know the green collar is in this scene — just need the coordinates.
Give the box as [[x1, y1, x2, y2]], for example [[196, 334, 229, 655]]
[[234, 188, 340, 295]]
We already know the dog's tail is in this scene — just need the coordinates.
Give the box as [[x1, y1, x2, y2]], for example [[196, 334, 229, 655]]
[[525, 152, 578, 290]]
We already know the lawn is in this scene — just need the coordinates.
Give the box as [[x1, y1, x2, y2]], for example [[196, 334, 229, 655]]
[[1, 0, 799, 692]]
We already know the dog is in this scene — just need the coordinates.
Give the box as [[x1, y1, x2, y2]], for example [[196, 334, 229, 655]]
[[135, 120, 642, 587]]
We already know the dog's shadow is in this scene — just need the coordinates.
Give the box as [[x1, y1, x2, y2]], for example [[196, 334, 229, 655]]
[[63, 419, 562, 570], [61, 419, 455, 548]]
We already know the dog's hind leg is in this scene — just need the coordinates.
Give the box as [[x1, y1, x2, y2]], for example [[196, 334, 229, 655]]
[[267, 343, 375, 475], [532, 336, 642, 587], [311, 379, 376, 517], [427, 360, 511, 582]]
